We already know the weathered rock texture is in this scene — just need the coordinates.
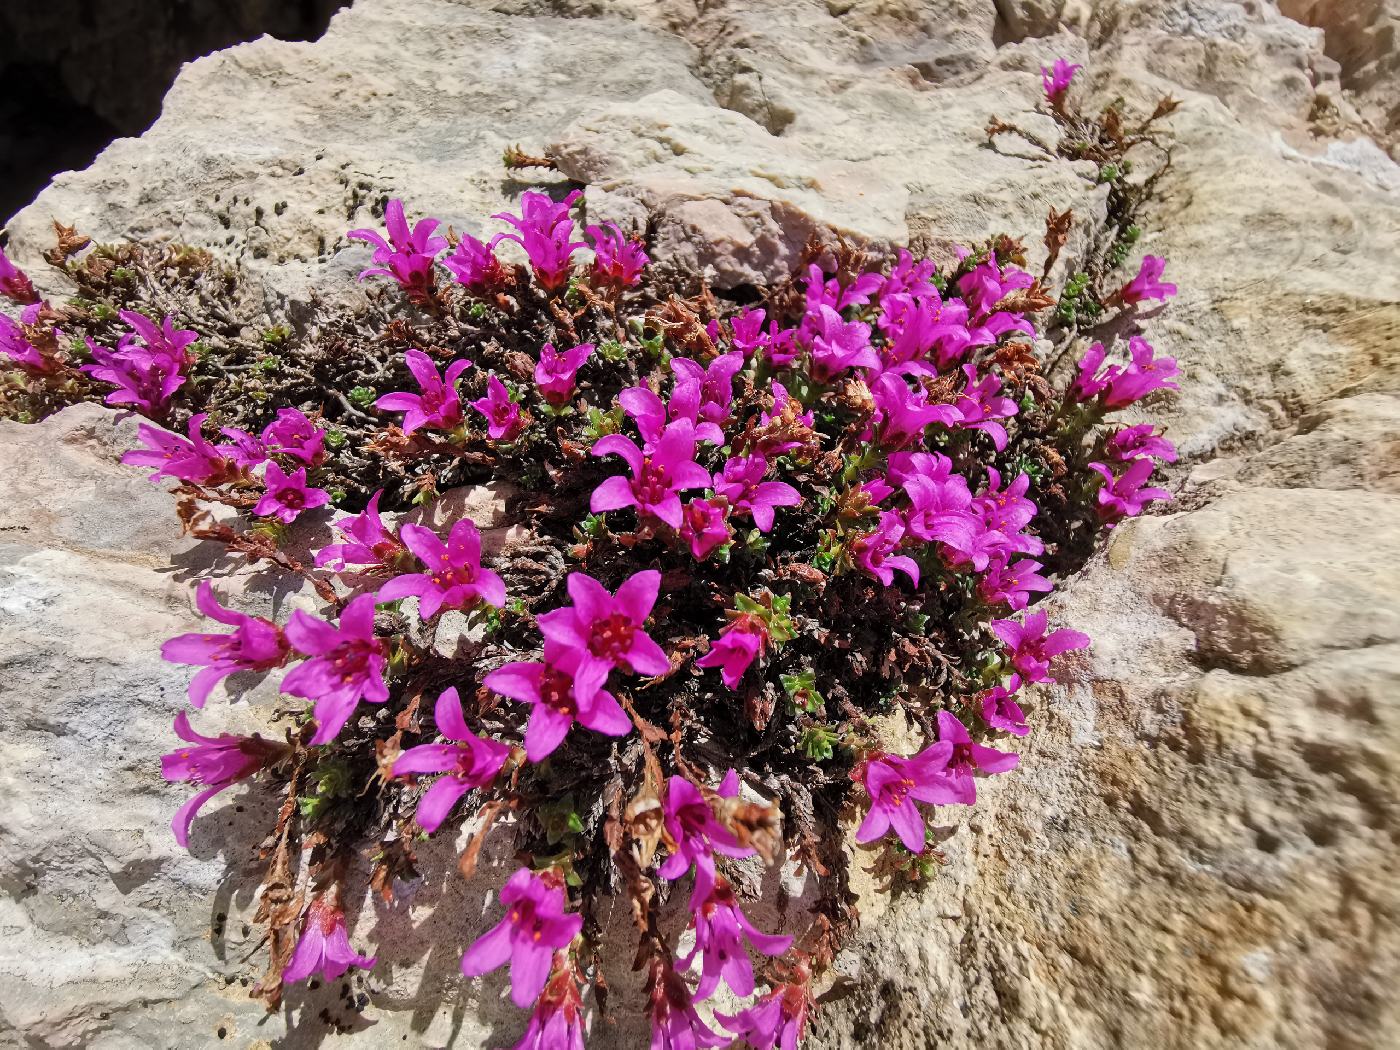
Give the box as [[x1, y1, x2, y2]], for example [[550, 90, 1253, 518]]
[[2, 1, 1399, 1048]]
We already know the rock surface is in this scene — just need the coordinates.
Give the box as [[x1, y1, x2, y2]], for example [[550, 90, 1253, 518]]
[[2, 1, 1400, 1048]]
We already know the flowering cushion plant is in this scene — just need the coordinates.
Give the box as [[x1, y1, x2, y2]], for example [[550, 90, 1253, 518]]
[[0, 63, 1186, 1048]]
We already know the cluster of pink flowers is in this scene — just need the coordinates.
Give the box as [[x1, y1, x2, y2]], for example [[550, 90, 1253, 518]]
[[80, 310, 197, 417], [350, 193, 649, 301]]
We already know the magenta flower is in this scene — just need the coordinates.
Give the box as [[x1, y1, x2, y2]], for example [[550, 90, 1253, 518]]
[[121, 413, 236, 485], [80, 341, 185, 417], [1101, 336, 1179, 409], [756, 380, 814, 457], [850, 510, 920, 587], [1069, 342, 1118, 402], [678, 498, 731, 560], [378, 519, 506, 618], [805, 262, 882, 312], [696, 621, 766, 691], [974, 468, 1037, 534], [981, 674, 1028, 737], [534, 342, 594, 406], [392, 687, 510, 832], [855, 742, 958, 853], [510, 969, 588, 1050], [937, 710, 1019, 804], [590, 422, 711, 528], [493, 190, 585, 292], [120, 311, 199, 371], [283, 892, 377, 984], [536, 570, 670, 693], [471, 374, 526, 442], [1120, 254, 1177, 304], [681, 872, 793, 999], [1089, 458, 1173, 523], [672, 351, 743, 431], [1041, 58, 1081, 104], [729, 306, 768, 356], [716, 983, 810, 1050], [807, 305, 878, 381], [990, 610, 1090, 684], [0, 310, 55, 373], [0, 243, 38, 303], [313, 491, 409, 572], [649, 963, 728, 1050], [619, 383, 723, 448], [261, 407, 326, 466], [484, 641, 632, 760], [765, 322, 800, 367], [374, 349, 471, 436], [347, 198, 447, 299], [978, 557, 1053, 611], [442, 232, 513, 293], [712, 454, 801, 533], [460, 868, 583, 1008], [217, 425, 268, 468], [870, 371, 958, 448], [161, 712, 284, 847], [957, 255, 1034, 317], [952, 365, 1018, 450], [587, 222, 649, 289], [253, 461, 330, 524], [282, 594, 390, 745], [1105, 423, 1177, 463], [659, 770, 754, 880], [161, 580, 290, 707]]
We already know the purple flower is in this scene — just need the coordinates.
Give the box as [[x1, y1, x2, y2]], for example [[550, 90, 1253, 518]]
[[1089, 458, 1173, 523], [121, 413, 236, 485], [807, 305, 878, 381], [471, 374, 526, 442], [649, 963, 728, 1050], [493, 190, 585, 292], [0, 243, 38, 303], [850, 511, 920, 587], [855, 742, 958, 853], [1120, 254, 1177, 304], [509, 969, 587, 1050], [957, 255, 1034, 316], [619, 383, 723, 448], [253, 461, 330, 524], [974, 468, 1037, 533], [678, 498, 731, 560], [534, 342, 594, 406], [672, 351, 743, 431], [378, 519, 507, 618], [587, 222, 649, 289], [536, 570, 670, 694], [218, 425, 268, 469], [261, 407, 326, 466], [755, 380, 814, 458], [0, 310, 55, 373], [937, 710, 1019, 803], [460, 868, 583, 1008], [804, 262, 882, 313], [282, 594, 390, 745], [870, 371, 958, 449], [990, 610, 1090, 684], [716, 983, 810, 1050], [981, 674, 1028, 737], [161, 712, 284, 847], [978, 557, 1053, 611], [347, 198, 447, 299], [1101, 336, 1179, 409], [391, 687, 510, 833], [711, 453, 801, 533], [728, 306, 768, 356], [659, 770, 754, 881], [952, 365, 1018, 450], [120, 311, 198, 371], [443, 233, 513, 293], [374, 348, 471, 436], [483, 642, 632, 761], [313, 491, 409, 572], [1041, 58, 1082, 104], [161, 581, 290, 707], [283, 892, 377, 984], [80, 340, 185, 417], [590, 423, 711, 528], [1069, 342, 1118, 403], [680, 872, 793, 999], [1104, 423, 1177, 463], [696, 622, 765, 691], [765, 322, 800, 367]]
